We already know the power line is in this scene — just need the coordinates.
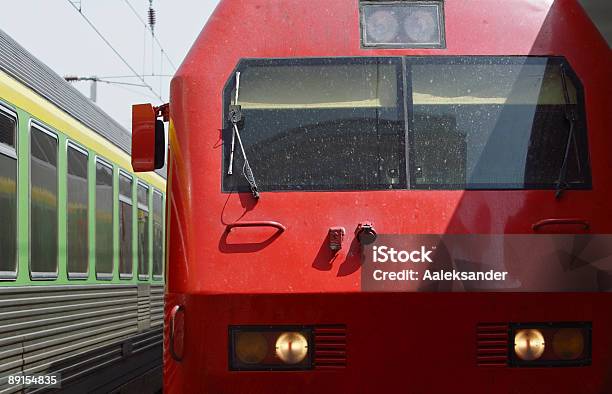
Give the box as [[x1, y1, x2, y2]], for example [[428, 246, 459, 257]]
[[122, 0, 178, 71], [66, 75, 150, 88], [95, 74, 174, 79], [65, 0, 164, 101]]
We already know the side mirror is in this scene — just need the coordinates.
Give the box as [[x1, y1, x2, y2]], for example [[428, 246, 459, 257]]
[[131, 103, 166, 172]]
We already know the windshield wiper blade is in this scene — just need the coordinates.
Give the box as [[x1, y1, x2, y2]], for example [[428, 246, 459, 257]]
[[227, 72, 259, 199], [555, 64, 577, 200]]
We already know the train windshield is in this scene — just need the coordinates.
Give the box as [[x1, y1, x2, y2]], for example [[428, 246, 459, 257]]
[[222, 57, 590, 192]]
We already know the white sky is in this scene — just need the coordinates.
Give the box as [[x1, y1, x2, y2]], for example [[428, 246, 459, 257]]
[[0, 0, 220, 129]]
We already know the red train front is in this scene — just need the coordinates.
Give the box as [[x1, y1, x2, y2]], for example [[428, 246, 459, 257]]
[[134, 0, 612, 392]]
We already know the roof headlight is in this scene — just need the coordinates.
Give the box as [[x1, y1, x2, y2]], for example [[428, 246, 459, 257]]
[[364, 9, 400, 43], [360, 1, 445, 48]]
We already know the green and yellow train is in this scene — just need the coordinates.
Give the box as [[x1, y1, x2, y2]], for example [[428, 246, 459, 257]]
[[0, 29, 166, 393]]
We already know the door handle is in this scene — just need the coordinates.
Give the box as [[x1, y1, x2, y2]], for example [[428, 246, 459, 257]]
[[169, 305, 184, 362], [226, 221, 286, 233], [532, 218, 590, 231]]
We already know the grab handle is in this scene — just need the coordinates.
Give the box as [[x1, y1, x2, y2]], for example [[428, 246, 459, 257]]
[[532, 218, 590, 231], [169, 305, 184, 362], [226, 221, 286, 233]]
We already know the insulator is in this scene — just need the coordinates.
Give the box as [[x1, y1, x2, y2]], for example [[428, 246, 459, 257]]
[[148, 7, 156, 32]]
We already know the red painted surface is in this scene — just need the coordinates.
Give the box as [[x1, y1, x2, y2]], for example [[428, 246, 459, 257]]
[[162, 0, 612, 392], [131, 103, 156, 172]]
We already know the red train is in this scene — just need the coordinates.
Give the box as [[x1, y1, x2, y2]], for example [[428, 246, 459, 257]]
[[132, 0, 612, 392]]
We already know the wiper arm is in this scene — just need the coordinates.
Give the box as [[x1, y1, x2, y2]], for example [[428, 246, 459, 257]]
[[227, 72, 260, 199], [555, 64, 578, 200]]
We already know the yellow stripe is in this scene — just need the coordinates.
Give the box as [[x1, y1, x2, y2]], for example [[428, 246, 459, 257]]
[[0, 71, 166, 191]]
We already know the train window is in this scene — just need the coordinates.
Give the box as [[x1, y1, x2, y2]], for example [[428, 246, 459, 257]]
[[119, 171, 133, 279], [137, 182, 149, 280], [222, 57, 406, 192], [30, 124, 58, 278], [67, 143, 89, 279], [152, 190, 163, 280], [0, 108, 17, 279], [408, 57, 590, 190], [96, 158, 114, 279]]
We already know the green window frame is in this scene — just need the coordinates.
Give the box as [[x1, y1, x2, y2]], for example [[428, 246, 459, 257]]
[[0, 103, 18, 280]]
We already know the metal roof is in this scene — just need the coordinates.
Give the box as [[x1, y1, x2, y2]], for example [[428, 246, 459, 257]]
[[0, 28, 167, 178]]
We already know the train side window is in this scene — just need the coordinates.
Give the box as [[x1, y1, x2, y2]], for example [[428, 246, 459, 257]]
[[152, 189, 163, 280], [30, 124, 58, 279], [67, 143, 89, 279], [119, 171, 133, 279], [0, 107, 18, 280], [408, 57, 590, 190], [137, 181, 150, 280], [96, 158, 114, 279]]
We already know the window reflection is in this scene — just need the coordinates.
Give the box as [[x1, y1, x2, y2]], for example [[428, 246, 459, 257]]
[[152, 190, 163, 279], [410, 58, 588, 189], [96, 160, 114, 278], [0, 111, 17, 277], [137, 183, 149, 279], [30, 126, 58, 276], [67, 145, 88, 277], [223, 58, 406, 192], [119, 172, 133, 278]]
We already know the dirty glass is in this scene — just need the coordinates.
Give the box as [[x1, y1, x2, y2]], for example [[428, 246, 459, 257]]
[[152, 190, 163, 279], [223, 57, 406, 192], [119, 172, 133, 278], [30, 126, 58, 276], [409, 57, 590, 189], [0, 111, 17, 277], [67, 145, 88, 277], [222, 57, 589, 192], [96, 160, 114, 277], [137, 183, 149, 279]]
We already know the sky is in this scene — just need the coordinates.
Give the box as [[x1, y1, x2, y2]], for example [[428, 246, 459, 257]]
[[0, 0, 220, 129]]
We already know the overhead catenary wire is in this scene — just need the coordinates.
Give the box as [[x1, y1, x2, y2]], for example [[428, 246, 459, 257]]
[[122, 0, 178, 71], [65, 0, 164, 102]]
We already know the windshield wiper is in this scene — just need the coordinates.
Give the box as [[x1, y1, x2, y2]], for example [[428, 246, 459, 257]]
[[227, 72, 260, 199], [555, 64, 579, 200]]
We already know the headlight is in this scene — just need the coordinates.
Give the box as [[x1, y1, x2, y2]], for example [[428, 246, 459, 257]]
[[275, 332, 309, 364], [552, 328, 585, 360], [363, 9, 399, 43], [360, 1, 445, 48], [514, 329, 545, 361], [510, 323, 591, 367], [235, 332, 268, 364], [230, 326, 313, 370]]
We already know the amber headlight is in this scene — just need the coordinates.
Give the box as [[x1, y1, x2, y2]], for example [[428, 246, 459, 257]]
[[230, 326, 313, 370], [514, 329, 545, 361], [510, 323, 591, 367]]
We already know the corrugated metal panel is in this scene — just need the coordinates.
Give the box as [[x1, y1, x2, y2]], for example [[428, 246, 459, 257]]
[[476, 323, 509, 367], [313, 325, 347, 369], [0, 29, 168, 179], [149, 284, 164, 328], [0, 285, 163, 393]]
